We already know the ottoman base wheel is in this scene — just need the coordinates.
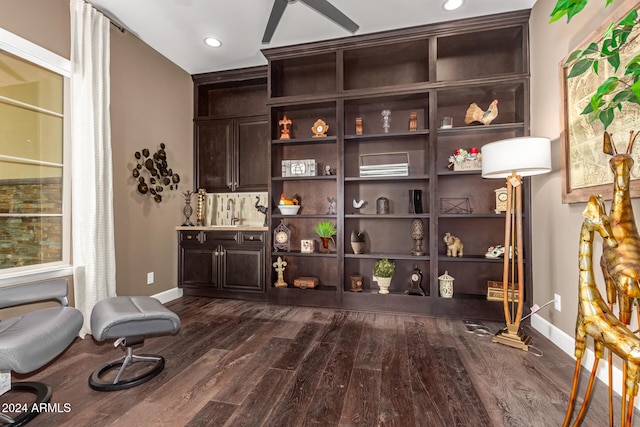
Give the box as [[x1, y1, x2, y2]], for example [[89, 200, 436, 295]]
[[0, 382, 52, 426], [89, 352, 164, 392]]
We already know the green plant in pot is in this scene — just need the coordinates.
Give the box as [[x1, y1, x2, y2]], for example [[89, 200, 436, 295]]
[[550, 1, 640, 129], [373, 258, 395, 294], [314, 221, 337, 253]]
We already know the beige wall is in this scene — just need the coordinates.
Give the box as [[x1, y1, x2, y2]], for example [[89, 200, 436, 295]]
[[529, 0, 640, 335], [0, 0, 193, 298], [109, 28, 193, 296]]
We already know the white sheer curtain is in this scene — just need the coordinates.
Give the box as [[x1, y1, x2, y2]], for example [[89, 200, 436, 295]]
[[70, 0, 116, 337]]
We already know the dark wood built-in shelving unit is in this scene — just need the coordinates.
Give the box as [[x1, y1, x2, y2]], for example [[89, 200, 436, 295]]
[[263, 10, 532, 320]]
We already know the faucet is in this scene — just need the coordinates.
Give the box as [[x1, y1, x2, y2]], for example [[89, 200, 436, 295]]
[[227, 198, 239, 225]]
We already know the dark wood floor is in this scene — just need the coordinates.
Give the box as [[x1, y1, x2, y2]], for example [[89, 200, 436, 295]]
[[3, 296, 633, 426]]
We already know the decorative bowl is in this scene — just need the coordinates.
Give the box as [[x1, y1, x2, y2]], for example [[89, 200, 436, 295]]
[[278, 205, 300, 215]]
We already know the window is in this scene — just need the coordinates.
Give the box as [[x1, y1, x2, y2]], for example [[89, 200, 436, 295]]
[[0, 28, 71, 281]]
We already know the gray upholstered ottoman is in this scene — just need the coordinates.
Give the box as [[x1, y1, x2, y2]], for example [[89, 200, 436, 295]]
[[89, 296, 180, 391]]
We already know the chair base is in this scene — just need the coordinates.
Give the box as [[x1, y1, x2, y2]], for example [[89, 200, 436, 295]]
[[88, 351, 164, 392], [0, 381, 52, 426]]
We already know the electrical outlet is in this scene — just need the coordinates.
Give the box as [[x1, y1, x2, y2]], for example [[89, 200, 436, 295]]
[[147, 272, 154, 285], [554, 293, 561, 312]]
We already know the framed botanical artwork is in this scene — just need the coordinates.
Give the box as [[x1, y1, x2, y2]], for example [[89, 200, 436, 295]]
[[560, 0, 640, 203]]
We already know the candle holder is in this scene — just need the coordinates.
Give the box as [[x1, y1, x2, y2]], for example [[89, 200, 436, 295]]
[[182, 190, 194, 226], [381, 109, 391, 133], [411, 218, 425, 256]]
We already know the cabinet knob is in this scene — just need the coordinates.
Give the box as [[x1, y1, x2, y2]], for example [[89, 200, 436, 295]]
[[186, 234, 193, 240]]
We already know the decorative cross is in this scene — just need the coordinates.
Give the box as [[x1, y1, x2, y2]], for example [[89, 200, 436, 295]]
[[273, 256, 288, 287], [279, 115, 292, 140]]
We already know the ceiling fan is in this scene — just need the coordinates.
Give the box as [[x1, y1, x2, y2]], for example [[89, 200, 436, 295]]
[[262, 0, 359, 44]]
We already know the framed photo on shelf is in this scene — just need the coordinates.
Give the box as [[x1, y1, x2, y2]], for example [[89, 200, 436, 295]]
[[560, 0, 640, 203]]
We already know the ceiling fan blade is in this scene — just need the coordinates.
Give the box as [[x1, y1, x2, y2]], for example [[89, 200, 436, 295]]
[[262, 0, 289, 44], [301, 0, 359, 33]]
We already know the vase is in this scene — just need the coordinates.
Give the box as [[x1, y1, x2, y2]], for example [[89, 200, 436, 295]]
[[351, 241, 365, 254], [411, 219, 425, 256], [320, 237, 331, 254], [377, 276, 392, 294]]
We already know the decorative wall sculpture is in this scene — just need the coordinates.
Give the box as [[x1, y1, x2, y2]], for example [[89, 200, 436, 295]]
[[131, 143, 180, 203]]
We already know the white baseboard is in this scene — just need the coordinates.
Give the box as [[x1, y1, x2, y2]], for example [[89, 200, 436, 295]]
[[531, 313, 638, 408], [152, 287, 183, 304]]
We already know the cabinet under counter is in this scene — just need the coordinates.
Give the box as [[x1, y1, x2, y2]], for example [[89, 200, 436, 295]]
[[177, 228, 267, 301]]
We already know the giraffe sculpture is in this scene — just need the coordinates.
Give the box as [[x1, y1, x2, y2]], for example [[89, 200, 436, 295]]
[[600, 131, 640, 325], [564, 195, 640, 427]]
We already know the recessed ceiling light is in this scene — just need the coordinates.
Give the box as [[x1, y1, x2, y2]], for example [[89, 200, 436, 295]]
[[204, 37, 222, 48], [443, 0, 464, 11]]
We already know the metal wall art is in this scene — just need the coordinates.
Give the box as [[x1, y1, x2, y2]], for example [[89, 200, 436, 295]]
[[131, 143, 180, 203]]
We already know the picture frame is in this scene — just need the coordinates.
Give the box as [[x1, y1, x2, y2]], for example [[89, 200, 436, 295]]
[[560, 0, 640, 203]]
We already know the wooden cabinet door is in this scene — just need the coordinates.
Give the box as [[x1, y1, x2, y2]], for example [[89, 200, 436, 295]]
[[220, 245, 264, 293], [195, 119, 232, 192], [236, 117, 269, 191], [179, 247, 218, 288]]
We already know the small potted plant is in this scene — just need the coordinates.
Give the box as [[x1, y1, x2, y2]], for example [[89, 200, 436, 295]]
[[373, 258, 395, 294], [314, 221, 337, 253]]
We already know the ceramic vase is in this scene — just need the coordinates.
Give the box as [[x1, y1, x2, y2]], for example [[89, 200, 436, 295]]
[[320, 237, 331, 254], [377, 276, 392, 294]]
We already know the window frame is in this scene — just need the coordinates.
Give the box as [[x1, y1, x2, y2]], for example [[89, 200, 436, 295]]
[[0, 27, 72, 286]]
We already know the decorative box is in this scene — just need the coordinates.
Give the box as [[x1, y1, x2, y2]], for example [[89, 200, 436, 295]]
[[486, 280, 519, 302], [294, 276, 319, 289], [453, 159, 482, 171], [282, 159, 317, 177], [359, 152, 409, 177], [301, 239, 315, 253]]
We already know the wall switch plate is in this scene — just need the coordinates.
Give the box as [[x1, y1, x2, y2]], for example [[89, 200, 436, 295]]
[[147, 272, 154, 285], [554, 293, 561, 312]]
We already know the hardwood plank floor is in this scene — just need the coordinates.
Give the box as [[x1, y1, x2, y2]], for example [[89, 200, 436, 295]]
[[2, 296, 635, 426]]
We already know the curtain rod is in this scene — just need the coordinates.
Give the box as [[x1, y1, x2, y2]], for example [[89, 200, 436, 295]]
[[85, 1, 126, 33]]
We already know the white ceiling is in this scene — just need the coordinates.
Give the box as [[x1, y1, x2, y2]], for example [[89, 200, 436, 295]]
[[87, 0, 537, 75]]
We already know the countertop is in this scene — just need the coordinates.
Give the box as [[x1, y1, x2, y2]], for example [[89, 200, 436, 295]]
[[175, 225, 268, 231]]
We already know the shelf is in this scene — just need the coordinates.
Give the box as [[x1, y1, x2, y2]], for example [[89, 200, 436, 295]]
[[345, 213, 430, 219], [271, 250, 337, 258], [345, 253, 429, 261], [271, 136, 337, 146], [271, 175, 337, 181], [344, 129, 430, 141], [345, 175, 429, 182], [436, 122, 524, 136], [438, 255, 515, 263], [438, 213, 503, 219], [272, 213, 337, 219]]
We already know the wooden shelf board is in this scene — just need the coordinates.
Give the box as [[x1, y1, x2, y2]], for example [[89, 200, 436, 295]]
[[345, 213, 430, 219], [271, 136, 337, 146], [345, 175, 429, 182], [271, 250, 337, 258], [271, 175, 337, 181], [345, 253, 429, 261], [344, 129, 430, 141]]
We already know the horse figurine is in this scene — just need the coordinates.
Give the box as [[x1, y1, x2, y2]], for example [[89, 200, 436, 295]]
[[600, 131, 640, 325], [564, 194, 640, 427]]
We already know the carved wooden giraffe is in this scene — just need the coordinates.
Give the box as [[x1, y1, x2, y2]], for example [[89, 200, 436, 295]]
[[600, 131, 640, 325], [565, 195, 640, 427]]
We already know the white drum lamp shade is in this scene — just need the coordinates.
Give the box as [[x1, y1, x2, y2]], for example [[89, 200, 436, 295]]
[[481, 137, 552, 178]]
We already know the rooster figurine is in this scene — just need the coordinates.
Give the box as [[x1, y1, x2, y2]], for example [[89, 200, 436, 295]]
[[464, 99, 498, 126]]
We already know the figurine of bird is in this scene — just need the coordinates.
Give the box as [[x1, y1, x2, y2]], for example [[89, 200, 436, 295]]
[[353, 199, 365, 209], [464, 99, 498, 126]]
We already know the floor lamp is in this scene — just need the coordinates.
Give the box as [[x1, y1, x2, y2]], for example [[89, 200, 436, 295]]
[[481, 137, 551, 351]]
